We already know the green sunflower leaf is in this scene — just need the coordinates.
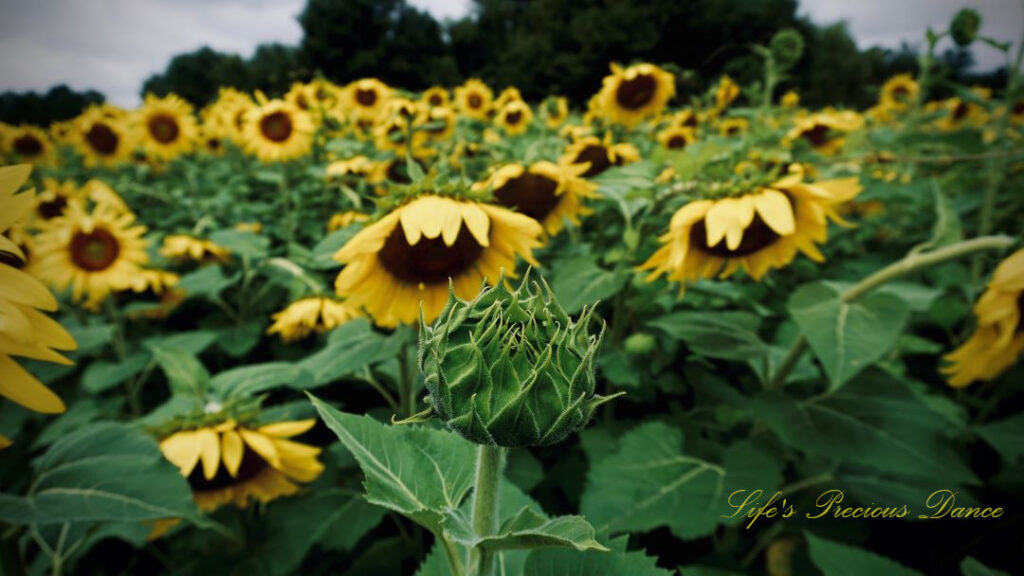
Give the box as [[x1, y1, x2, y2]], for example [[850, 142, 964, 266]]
[[524, 539, 672, 576], [806, 532, 925, 576], [146, 344, 210, 398]]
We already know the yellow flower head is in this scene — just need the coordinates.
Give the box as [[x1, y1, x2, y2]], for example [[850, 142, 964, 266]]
[[241, 99, 315, 163], [715, 75, 741, 110], [4, 125, 57, 166], [455, 79, 494, 121], [879, 74, 919, 111], [421, 86, 450, 108], [786, 111, 863, 156], [343, 78, 393, 121], [475, 161, 598, 236], [594, 63, 676, 128], [267, 297, 363, 342], [73, 106, 136, 167], [494, 100, 534, 135], [559, 133, 640, 178], [657, 127, 697, 151], [136, 93, 198, 162], [160, 234, 230, 264]]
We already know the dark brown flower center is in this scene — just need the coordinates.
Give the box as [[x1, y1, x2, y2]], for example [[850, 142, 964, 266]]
[[689, 195, 795, 257], [494, 172, 561, 223], [468, 94, 483, 109], [378, 221, 484, 284], [69, 228, 121, 271], [260, 111, 293, 143], [13, 135, 43, 158], [86, 123, 119, 155], [615, 74, 658, 110], [952, 102, 970, 120], [1012, 100, 1024, 115], [666, 135, 688, 149], [148, 114, 180, 144], [681, 114, 698, 128], [355, 88, 378, 107], [207, 137, 222, 151], [726, 124, 742, 136], [37, 195, 69, 220], [801, 124, 831, 148], [0, 233, 27, 269], [505, 110, 523, 125], [187, 443, 268, 491], [891, 85, 910, 102], [296, 94, 310, 110], [573, 144, 613, 178], [429, 94, 443, 106]]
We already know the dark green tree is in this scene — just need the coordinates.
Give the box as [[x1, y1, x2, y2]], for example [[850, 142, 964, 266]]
[[141, 47, 251, 106]]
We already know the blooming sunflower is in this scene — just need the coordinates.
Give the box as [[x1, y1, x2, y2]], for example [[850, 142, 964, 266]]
[[942, 249, 1024, 387], [476, 161, 598, 236], [670, 109, 700, 130], [718, 117, 749, 137], [559, 133, 640, 178], [5, 125, 56, 165], [879, 74, 919, 111], [657, 127, 696, 150], [421, 86, 450, 108], [73, 106, 135, 167], [326, 156, 373, 182], [159, 419, 323, 512], [33, 179, 83, 223], [327, 211, 369, 232], [594, 63, 676, 128], [0, 165, 77, 448], [786, 111, 863, 156], [30, 200, 149, 309], [160, 234, 230, 264], [543, 97, 569, 129], [781, 91, 800, 108], [934, 97, 986, 132], [639, 166, 862, 287], [241, 99, 315, 163], [333, 194, 543, 327], [267, 297, 363, 342], [343, 78, 392, 122], [494, 100, 534, 135], [494, 86, 523, 109], [455, 79, 494, 121], [715, 75, 741, 110], [137, 93, 197, 161], [414, 105, 457, 142]]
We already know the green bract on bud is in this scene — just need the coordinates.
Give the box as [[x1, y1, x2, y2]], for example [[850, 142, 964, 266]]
[[950, 8, 981, 47], [770, 28, 805, 70], [624, 332, 657, 356], [418, 273, 620, 447]]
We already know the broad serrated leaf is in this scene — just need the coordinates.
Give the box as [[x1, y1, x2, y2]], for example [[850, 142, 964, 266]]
[[146, 345, 210, 397], [309, 398, 476, 534], [445, 506, 606, 553], [975, 414, 1024, 462], [788, 281, 909, 389], [647, 310, 770, 379], [299, 320, 403, 385], [524, 543, 672, 576], [806, 532, 924, 576], [208, 229, 269, 259], [551, 255, 627, 314], [0, 423, 198, 525], [82, 352, 150, 393], [177, 265, 235, 297], [210, 362, 313, 398]]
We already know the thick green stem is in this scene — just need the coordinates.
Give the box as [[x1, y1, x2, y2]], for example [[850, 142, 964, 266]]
[[468, 445, 506, 576], [768, 235, 1015, 389]]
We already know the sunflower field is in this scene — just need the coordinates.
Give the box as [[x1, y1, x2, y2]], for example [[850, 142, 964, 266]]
[[1, 9, 1023, 576]]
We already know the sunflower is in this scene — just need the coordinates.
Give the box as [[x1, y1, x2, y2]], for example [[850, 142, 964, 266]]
[[657, 127, 696, 150], [494, 86, 523, 110], [786, 111, 863, 156], [476, 161, 598, 236], [326, 156, 373, 182], [343, 78, 392, 122], [560, 133, 640, 178], [594, 63, 675, 128], [670, 109, 700, 130], [122, 269, 185, 321], [73, 107, 135, 167], [455, 79, 494, 121], [718, 117, 749, 137], [33, 179, 82, 223], [161, 234, 230, 264], [327, 211, 369, 232], [715, 75, 741, 110], [204, 88, 255, 143], [81, 179, 130, 214], [137, 93, 197, 161], [414, 105, 457, 142], [241, 99, 315, 163], [543, 97, 569, 129], [159, 419, 324, 512], [0, 165, 77, 448], [421, 86, 450, 108], [284, 82, 317, 115], [333, 194, 543, 327], [942, 249, 1024, 387], [197, 125, 226, 156], [30, 200, 149, 309], [1011, 99, 1024, 126], [639, 166, 862, 287], [934, 97, 986, 132], [5, 125, 56, 165], [267, 297, 363, 342], [49, 120, 76, 146], [879, 74, 919, 111], [494, 100, 534, 135]]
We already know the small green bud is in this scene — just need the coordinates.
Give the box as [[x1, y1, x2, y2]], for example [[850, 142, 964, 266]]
[[950, 8, 981, 47], [623, 333, 657, 356], [418, 273, 620, 447], [770, 29, 805, 70]]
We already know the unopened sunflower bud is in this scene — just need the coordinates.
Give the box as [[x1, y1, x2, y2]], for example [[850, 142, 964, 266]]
[[770, 29, 805, 70], [624, 332, 657, 356], [418, 273, 619, 447], [950, 8, 981, 47]]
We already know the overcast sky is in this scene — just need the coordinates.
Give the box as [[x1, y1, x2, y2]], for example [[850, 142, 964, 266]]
[[0, 0, 1020, 108]]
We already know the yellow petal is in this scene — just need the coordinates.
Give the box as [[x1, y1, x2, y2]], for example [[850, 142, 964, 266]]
[[221, 429, 244, 477], [196, 428, 221, 480], [159, 431, 201, 476], [258, 419, 316, 438], [239, 429, 281, 468], [461, 203, 491, 247], [705, 197, 754, 250], [752, 189, 796, 236], [0, 266, 58, 311], [0, 433, 11, 449]]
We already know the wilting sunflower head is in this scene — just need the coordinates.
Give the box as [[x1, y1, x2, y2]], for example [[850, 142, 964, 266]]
[[241, 99, 315, 163], [943, 248, 1024, 388], [495, 100, 534, 135], [639, 165, 862, 288], [73, 106, 135, 167], [333, 190, 543, 327], [0, 165, 76, 441], [5, 125, 56, 166], [559, 133, 641, 178], [477, 161, 598, 236], [421, 86, 450, 108], [267, 297, 363, 343], [159, 418, 323, 512], [880, 74, 919, 111], [418, 272, 618, 447], [951, 8, 982, 47], [30, 199, 149, 309], [595, 62, 676, 128], [455, 79, 494, 121], [657, 126, 696, 151], [137, 93, 198, 161], [715, 75, 741, 110]]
